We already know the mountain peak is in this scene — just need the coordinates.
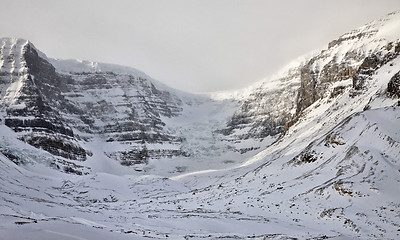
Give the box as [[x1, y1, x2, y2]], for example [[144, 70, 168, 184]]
[[0, 37, 51, 74], [0, 37, 30, 73], [375, 10, 400, 41]]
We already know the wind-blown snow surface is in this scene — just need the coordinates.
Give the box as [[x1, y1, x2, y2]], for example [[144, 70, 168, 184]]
[[1, 12, 400, 240]]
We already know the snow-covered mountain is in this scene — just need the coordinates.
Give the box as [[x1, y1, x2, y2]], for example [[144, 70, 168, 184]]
[[1, 11, 400, 240], [0, 38, 239, 173], [218, 11, 400, 146]]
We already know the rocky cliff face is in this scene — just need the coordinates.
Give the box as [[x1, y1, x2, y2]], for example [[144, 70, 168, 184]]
[[218, 66, 300, 143], [387, 70, 400, 97], [55, 63, 187, 164], [297, 12, 400, 114], [0, 38, 87, 163], [0, 38, 189, 167], [220, 11, 400, 146]]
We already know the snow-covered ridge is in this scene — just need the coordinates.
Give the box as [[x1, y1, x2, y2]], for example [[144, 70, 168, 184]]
[[365, 10, 400, 42], [212, 11, 400, 102], [0, 38, 32, 107], [209, 52, 314, 101], [0, 38, 29, 75], [295, 11, 400, 115], [50, 58, 147, 78], [211, 11, 400, 144], [49, 58, 199, 101]]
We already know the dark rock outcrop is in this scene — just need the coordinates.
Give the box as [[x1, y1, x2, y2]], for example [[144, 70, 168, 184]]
[[352, 55, 381, 90], [387, 71, 400, 97]]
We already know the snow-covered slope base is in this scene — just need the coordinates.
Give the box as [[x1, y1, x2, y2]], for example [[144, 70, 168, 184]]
[[1, 105, 399, 239]]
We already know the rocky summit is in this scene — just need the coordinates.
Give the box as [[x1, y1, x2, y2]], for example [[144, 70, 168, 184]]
[[0, 11, 400, 240]]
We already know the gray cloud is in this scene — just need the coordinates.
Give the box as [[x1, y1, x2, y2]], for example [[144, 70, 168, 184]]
[[1, 0, 399, 92]]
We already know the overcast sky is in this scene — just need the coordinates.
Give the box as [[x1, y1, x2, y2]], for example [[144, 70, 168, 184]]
[[1, 0, 399, 93]]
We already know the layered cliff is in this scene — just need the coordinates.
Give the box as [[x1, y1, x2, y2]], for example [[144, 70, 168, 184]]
[[0, 38, 190, 168]]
